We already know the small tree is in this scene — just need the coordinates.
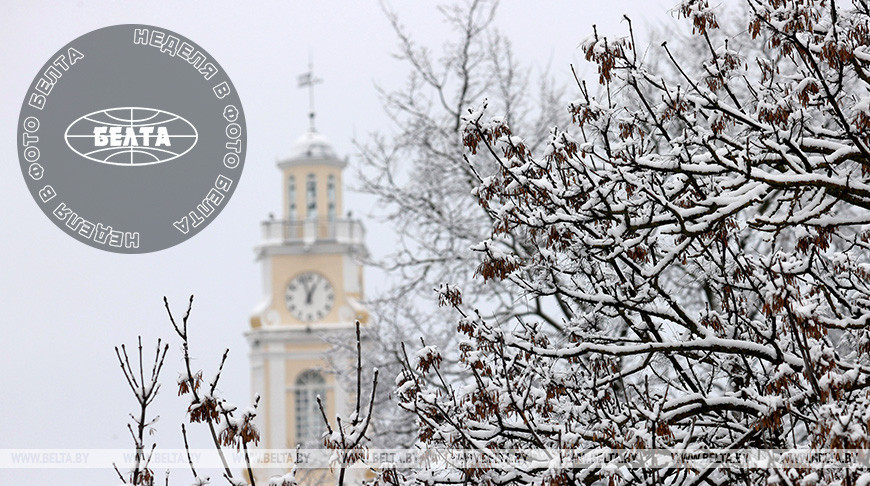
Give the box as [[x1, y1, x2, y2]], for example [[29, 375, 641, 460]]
[[390, 1, 870, 485], [115, 299, 378, 486], [114, 297, 261, 486]]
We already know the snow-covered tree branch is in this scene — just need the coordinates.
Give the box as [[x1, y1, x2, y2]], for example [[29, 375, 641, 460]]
[[388, 1, 870, 485]]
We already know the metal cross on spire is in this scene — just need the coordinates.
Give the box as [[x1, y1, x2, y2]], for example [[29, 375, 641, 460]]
[[296, 56, 323, 133]]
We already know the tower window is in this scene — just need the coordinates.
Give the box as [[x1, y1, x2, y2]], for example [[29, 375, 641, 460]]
[[327, 175, 336, 221], [306, 174, 317, 219], [294, 369, 327, 445], [288, 175, 297, 220]]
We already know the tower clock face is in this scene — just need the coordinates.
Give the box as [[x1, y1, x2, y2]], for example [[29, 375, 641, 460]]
[[285, 272, 335, 322]]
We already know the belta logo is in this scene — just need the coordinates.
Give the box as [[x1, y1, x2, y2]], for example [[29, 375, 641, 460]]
[[64, 107, 198, 166], [18, 25, 246, 253]]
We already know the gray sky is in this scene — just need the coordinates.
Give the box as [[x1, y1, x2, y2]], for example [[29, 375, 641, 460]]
[[0, 1, 674, 484]]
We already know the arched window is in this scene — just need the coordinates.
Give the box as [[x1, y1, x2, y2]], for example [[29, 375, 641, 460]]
[[294, 369, 326, 445], [327, 174, 336, 221], [288, 175, 297, 220], [306, 174, 317, 219]]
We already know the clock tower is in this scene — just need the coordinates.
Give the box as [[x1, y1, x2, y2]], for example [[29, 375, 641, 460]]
[[246, 122, 367, 482]]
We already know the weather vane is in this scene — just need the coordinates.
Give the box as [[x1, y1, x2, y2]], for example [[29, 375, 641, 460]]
[[297, 56, 322, 132]]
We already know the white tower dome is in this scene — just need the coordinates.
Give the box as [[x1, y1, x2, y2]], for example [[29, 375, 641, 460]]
[[288, 130, 337, 160]]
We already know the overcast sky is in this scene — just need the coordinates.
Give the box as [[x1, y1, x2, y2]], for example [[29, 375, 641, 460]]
[[0, 1, 675, 484]]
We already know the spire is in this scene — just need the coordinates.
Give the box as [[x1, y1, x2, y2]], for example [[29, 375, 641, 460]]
[[296, 55, 322, 133]]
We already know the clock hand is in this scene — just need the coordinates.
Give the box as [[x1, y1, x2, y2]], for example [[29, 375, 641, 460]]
[[299, 277, 313, 299], [305, 281, 317, 304]]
